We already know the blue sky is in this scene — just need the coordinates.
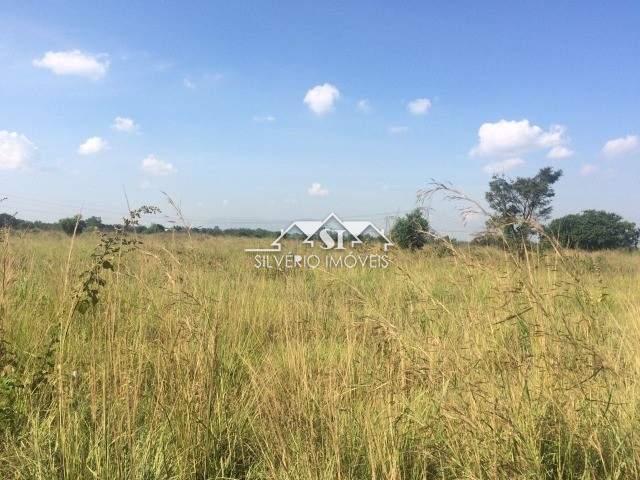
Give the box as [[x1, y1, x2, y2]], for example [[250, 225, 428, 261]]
[[1, 1, 639, 236]]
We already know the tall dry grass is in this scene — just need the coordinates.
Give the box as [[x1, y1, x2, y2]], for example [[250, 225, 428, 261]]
[[0, 229, 638, 478]]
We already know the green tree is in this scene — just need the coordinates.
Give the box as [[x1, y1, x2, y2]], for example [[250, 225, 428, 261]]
[[485, 167, 563, 245], [84, 216, 103, 230], [59, 215, 86, 236], [547, 210, 639, 250], [390, 208, 430, 250], [147, 223, 166, 234], [0, 213, 19, 229]]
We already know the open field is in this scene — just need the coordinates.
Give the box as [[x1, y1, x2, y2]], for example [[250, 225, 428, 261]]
[[0, 231, 639, 479]]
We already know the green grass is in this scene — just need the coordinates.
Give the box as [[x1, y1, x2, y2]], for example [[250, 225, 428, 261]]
[[0, 230, 639, 479]]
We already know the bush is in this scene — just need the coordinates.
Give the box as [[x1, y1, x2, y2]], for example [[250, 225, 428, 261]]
[[471, 232, 505, 248], [84, 216, 104, 230], [59, 215, 86, 236], [547, 210, 639, 250], [390, 208, 430, 250], [0, 213, 20, 229], [147, 223, 166, 234]]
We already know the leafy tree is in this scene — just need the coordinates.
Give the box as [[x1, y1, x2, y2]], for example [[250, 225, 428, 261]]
[[390, 208, 430, 250], [84, 216, 103, 230], [547, 210, 639, 250], [485, 167, 563, 245], [147, 223, 166, 234], [0, 213, 19, 229], [59, 215, 86, 236]]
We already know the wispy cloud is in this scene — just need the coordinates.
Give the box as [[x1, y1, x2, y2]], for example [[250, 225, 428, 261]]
[[307, 182, 329, 197], [153, 61, 174, 72], [112, 116, 138, 133], [602, 134, 638, 158], [141, 154, 176, 176], [547, 145, 574, 159], [482, 157, 525, 174], [357, 99, 372, 113], [253, 115, 276, 123], [183, 72, 223, 90], [580, 164, 599, 176], [183, 77, 196, 89], [388, 125, 409, 134], [407, 98, 431, 115]]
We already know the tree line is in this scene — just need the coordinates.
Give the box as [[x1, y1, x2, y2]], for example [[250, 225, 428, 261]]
[[0, 213, 279, 238], [391, 167, 639, 251], [2, 168, 638, 251]]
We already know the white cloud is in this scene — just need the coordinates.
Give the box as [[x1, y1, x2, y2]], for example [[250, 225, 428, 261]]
[[33, 50, 109, 79], [580, 164, 598, 176], [407, 98, 431, 115], [253, 115, 276, 123], [482, 157, 525, 174], [0, 131, 36, 170], [388, 125, 409, 134], [471, 119, 569, 157], [602, 134, 638, 158], [307, 182, 329, 197], [304, 83, 340, 115], [112, 116, 138, 132], [547, 145, 574, 159], [78, 136, 107, 155], [141, 155, 176, 176], [357, 99, 372, 113]]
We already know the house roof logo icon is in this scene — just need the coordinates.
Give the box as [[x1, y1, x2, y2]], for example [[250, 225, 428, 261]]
[[245, 213, 394, 252]]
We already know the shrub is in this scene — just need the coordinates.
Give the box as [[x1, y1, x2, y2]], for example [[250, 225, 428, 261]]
[[59, 215, 86, 236], [547, 210, 639, 250], [147, 223, 166, 234], [84, 216, 104, 230], [390, 208, 430, 250]]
